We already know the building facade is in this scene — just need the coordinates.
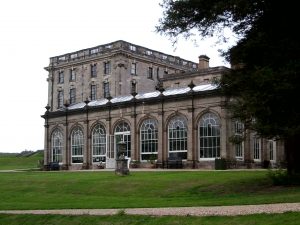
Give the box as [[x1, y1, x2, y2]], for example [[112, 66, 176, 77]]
[[42, 40, 285, 170]]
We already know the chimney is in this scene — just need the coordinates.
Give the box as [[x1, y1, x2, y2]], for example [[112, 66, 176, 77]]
[[198, 55, 210, 69]]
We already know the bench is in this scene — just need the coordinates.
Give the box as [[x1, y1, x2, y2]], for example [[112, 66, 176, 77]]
[[166, 157, 183, 169], [49, 162, 60, 171]]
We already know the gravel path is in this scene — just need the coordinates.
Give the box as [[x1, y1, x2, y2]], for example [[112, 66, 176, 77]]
[[0, 203, 299, 217]]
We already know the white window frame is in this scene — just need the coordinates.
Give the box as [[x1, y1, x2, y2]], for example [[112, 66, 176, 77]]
[[114, 121, 131, 158], [70, 69, 76, 82], [70, 53, 78, 59], [104, 61, 111, 75], [58, 71, 64, 84], [147, 67, 153, 79], [92, 124, 106, 164], [51, 129, 63, 163], [90, 48, 99, 54], [268, 140, 276, 162], [131, 63, 137, 75], [140, 119, 158, 161], [168, 116, 187, 160], [103, 82, 110, 98], [234, 120, 244, 160], [57, 91, 64, 109], [90, 84, 97, 101], [71, 127, 84, 164], [199, 113, 220, 160], [69, 88, 76, 104], [91, 64, 97, 77], [146, 50, 152, 55], [130, 45, 136, 51], [253, 136, 261, 161]]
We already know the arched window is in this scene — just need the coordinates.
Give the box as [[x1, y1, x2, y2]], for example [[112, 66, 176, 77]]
[[114, 121, 131, 157], [253, 135, 261, 161], [199, 113, 220, 159], [92, 124, 106, 163], [51, 129, 63, 163], [168, 116, 187, 159], [140, 119, 158, 161], [234, 120, 244, 160], [115, 121, 130, 133], [71, 127, 84, 163]]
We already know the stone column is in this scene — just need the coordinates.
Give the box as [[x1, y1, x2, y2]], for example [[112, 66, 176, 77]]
[[43, 105, 51, 168], [63, 123, 68, 167], [187, 109, 194, 162], [157, 112, 163, 162], [44, 124, 49, 166], [220, 106, 227, 159], [83, 101, 91, 169]]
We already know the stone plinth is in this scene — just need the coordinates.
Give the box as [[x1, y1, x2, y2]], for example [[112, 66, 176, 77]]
[[115, 159, 129, 176]]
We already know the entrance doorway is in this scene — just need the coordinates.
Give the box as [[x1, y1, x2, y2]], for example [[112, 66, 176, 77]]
[[105, 121, 131, 169]]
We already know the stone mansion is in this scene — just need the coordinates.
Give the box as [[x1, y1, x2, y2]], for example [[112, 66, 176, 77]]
[[42, 40, 285, 170]]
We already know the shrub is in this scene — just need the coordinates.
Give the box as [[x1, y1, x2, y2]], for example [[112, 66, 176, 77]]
[[268, 169, 289, 185]]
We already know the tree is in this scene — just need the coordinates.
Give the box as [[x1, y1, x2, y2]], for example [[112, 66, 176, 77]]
[[157, 0, 300, 174]]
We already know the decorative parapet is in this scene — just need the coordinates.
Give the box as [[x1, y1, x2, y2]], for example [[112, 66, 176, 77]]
[[45, 40, 198, 71]]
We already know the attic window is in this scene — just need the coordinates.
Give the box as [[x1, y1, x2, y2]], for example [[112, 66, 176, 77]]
[[58, 56, 66, 61], [130, 45, 136, 51], [70, 53, 78, 59], [90, 48, 99, 54], [146, 50, 152, 55]]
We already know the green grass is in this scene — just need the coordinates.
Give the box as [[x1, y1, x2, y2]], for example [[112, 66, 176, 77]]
[[0, 171, 299, 210], [0, 212, 299, 225], [0, 151, 43, 170]]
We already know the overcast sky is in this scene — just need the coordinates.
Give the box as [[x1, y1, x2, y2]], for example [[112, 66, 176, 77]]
[[0, 0, 235, 153]]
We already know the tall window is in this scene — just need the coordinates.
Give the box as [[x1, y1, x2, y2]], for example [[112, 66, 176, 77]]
[[57, 91, 64, 108], [103, 82, 110, 98], [268, 140, 276, 161], [51, 129, 63, 163], [69, 69, 76, 81], [92, 124, 106, 163], [131, 63, 137, 75], [253, 136, 261, 161], [58, 71, 64, 83], [131, 81, 137, 94], [234, 120, 244, 160], [168, 116, 187, 159], [71, 127, 84, 163], [69, 88, 76, 104], [104, 61, 111, 75], [147, 67, 153, 79], [140, 119, 158, 161], [199, 113, 220, 159], [90, 85, 97, 101], [91, 64, 97, 77], [114, 121, 131, 157]]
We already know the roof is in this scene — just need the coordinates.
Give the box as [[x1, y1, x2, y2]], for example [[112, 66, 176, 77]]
[[63, 83, 218, 111]]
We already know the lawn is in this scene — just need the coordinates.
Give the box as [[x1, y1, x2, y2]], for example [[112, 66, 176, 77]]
[[0, 170, 299, 210], [0, 212, 300, 225], [0, 151, 43, 170]]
